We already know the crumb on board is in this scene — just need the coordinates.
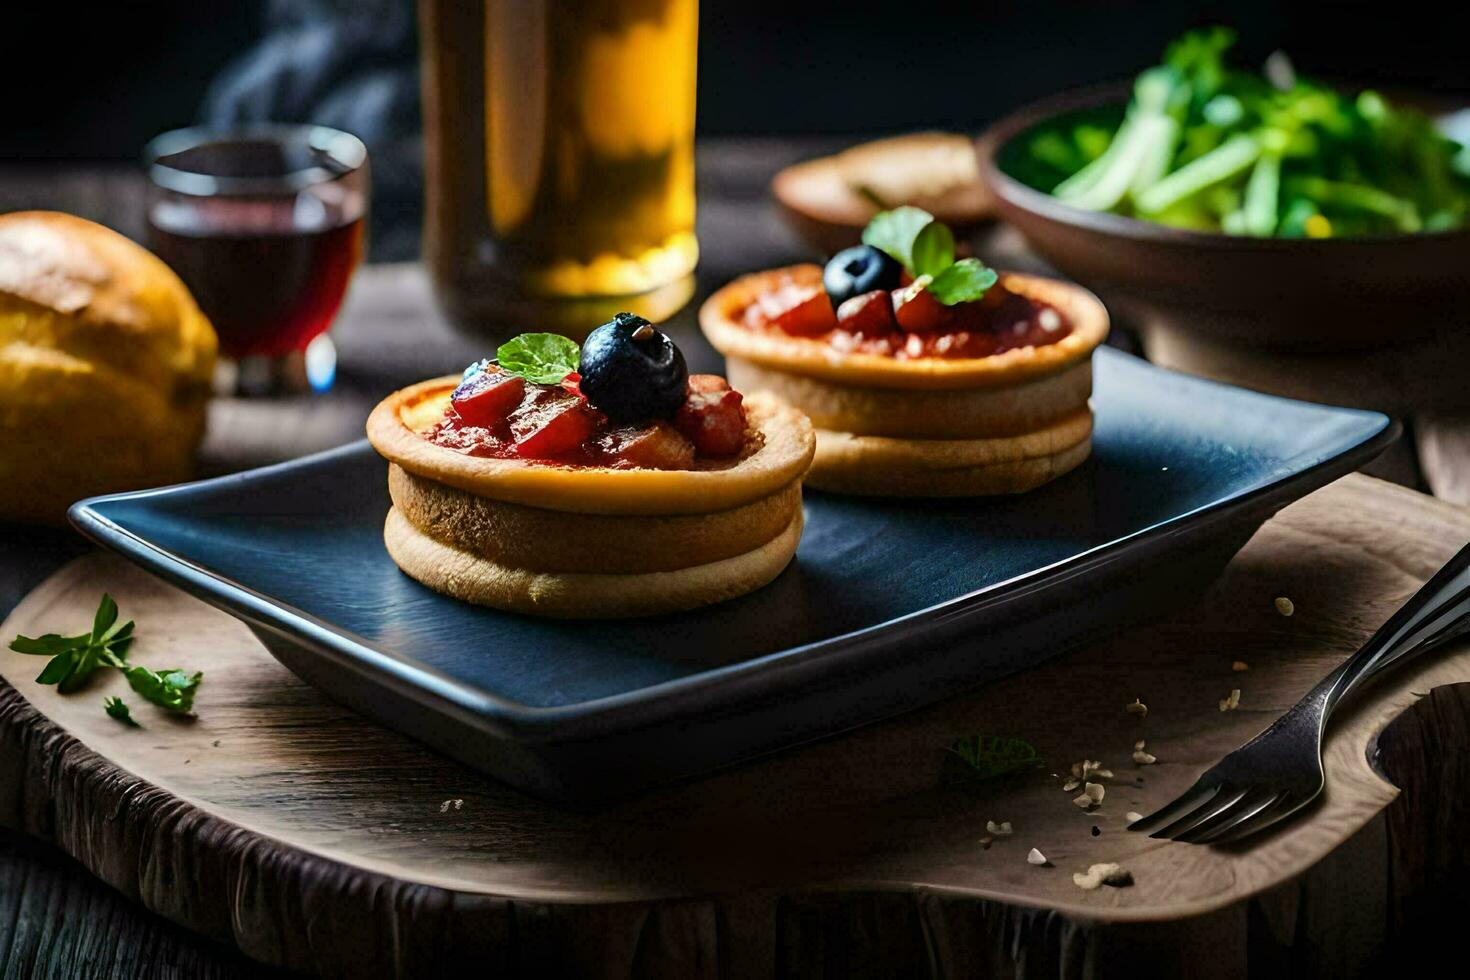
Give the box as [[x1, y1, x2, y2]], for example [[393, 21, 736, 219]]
[[1232, 661, 1249, 672], [1073, 862, 1134, 890], [1027, 847, 1049, 866], [1126, 811, 1144, 824], [1275, 597, 1295, 617], [986, 820, 1013, 836], [979, 836, 994, 850], [1219, 688, 1241, 712], [1124, 698, 1148, 719], [439, 799, 464, 813]]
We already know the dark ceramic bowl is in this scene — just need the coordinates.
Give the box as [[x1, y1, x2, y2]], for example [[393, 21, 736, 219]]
[[979, 88, 1470, 352]]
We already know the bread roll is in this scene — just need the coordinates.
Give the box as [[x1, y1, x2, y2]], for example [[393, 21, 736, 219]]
[[0, 211, 216, 523]]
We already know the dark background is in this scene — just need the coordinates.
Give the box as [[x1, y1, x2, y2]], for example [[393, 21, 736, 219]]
[[7, 0, 1470, 161]]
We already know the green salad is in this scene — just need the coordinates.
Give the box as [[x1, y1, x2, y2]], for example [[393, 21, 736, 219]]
[[1014, 28, 1470, 237]]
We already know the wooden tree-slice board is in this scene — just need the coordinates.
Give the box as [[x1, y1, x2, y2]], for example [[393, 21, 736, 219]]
[[2, 473, 1469, 977]]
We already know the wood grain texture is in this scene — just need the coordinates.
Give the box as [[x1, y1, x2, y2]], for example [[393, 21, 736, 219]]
[[2, 474, 1470, 977]]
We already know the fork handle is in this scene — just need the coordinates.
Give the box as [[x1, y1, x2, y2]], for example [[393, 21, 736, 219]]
[[1322, 541, 1470, 718]]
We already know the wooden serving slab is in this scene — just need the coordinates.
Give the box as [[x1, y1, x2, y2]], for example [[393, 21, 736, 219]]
[[2, 473, 1469, 978]]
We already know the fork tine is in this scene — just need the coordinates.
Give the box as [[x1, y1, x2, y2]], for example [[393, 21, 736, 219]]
[[1127, 780, 1221, 835], [1205, 793, 1306, 845], [1172, 788, 1280, 844], [1149, 784, 1249, 840]]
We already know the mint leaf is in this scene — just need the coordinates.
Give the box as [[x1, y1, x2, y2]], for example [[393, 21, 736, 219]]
[[926, 259, 999, 306], [104, 696, 139, 727], [495, 333, 581, 385], [861, 206, 936, 273], [910, 221, 956, 278], [124, 666, 202, 714], [946, 735, 1044, 781]]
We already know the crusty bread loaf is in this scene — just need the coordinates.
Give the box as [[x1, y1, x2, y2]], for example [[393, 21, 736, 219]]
[[0, 211, 216, 523]]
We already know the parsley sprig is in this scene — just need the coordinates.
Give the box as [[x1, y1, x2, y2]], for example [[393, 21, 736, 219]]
[[861, 206, 998, 306], [9, 594, 202, 724]]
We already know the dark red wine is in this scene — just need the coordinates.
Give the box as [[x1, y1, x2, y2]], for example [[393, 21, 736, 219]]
[[148, 195, 364, 358]]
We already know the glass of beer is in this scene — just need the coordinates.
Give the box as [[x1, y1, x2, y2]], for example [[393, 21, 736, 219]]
[[420, 0, 698, 339], [144, 125, 369, 395]]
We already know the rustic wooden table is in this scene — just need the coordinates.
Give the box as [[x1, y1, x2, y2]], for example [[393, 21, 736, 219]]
[[1, 142, 1466, 977]]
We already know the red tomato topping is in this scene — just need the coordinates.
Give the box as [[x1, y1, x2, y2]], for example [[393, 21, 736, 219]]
[[675, 374, 747, 457], [450, 370, 526, 427], [598, 421, 696, 470], [509, 388, 599, 458], [747, 282, 838, 336], [892, 279, 949, 332], [836, 289, 898, 335]]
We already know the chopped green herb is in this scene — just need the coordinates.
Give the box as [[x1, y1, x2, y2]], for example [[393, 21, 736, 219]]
[[9, 594, 201, 721], [494, 333, 581, 385], [10, 593, 135, 694], [122, 666, 202, 714], [104, 696, 139, 727], [861, 205, 935, 273], [946, 735, 1045, 781]]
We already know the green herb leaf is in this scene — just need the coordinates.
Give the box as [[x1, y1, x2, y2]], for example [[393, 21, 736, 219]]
[[946, 735, 1044, 781], [926, 259, 999, 306], [861, 206, 936, 273], [494, 333, 581, 385], [910, 221, 956, 278], [10, 596, 180, 706], [123, 666, 202, 714], [35, 650, 79, 686], [104, 696, 139, 727], [9, 632, 89, 655], [91, 593, 118, 640]]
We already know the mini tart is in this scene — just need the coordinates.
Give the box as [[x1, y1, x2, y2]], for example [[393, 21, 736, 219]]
[[367, 377, 816, 618], [700, 265, 1108, 496]]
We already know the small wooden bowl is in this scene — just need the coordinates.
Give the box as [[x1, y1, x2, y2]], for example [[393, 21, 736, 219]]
[[979, 88, 1470, 352], [773, 132, 995, 254]]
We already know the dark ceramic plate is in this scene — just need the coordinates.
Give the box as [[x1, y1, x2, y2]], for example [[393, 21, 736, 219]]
[[70, 350, 1394, 801]]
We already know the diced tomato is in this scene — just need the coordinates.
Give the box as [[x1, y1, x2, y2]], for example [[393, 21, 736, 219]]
[[675, 375, 747, 457], [600, 421, 696, 469], [450, 370, 526, 427], [560, 371, 583, 396], [748, 282, 838, 337], [510, 389, 598, 458], [892, 279, 950, 332], [836, 289, 898, 335]]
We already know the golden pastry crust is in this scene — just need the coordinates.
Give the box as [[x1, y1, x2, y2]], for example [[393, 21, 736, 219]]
[[367, 381, 815, 516], [389, 464, 803, 574], [700, 265, 1108, 390], [384, 506, 804, 619], [725, 356, 1091, 439]]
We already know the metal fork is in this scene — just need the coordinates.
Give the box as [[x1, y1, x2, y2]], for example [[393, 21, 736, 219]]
[[1129, 541, 1470, 845]]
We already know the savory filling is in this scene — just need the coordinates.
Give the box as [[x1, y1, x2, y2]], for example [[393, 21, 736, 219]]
[[424, 317, 748, 470], [740, 207, 1072, 359]]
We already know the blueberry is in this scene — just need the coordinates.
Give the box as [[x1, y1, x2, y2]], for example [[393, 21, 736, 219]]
[[823, 245, 903, 307], [578, 312, 688, 422]]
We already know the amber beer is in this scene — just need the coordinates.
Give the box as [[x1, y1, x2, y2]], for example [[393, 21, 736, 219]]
[[420, 0, 698, 338]]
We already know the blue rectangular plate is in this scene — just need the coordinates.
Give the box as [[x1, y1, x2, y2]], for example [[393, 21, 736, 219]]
[[70, 350, 1394, 801]]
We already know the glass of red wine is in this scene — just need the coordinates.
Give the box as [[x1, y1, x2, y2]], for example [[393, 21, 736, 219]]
[[144, 125, 368, 395]]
